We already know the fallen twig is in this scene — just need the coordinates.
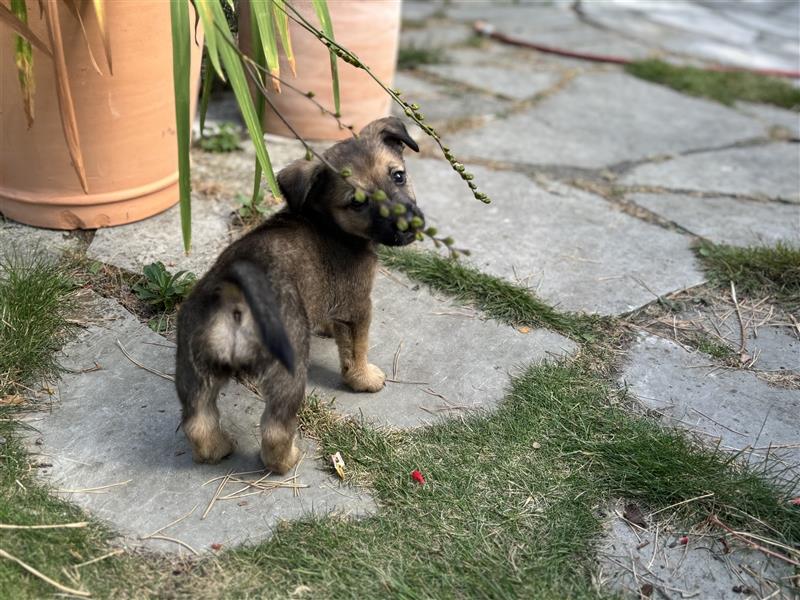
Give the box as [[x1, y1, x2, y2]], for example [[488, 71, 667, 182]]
[[147, 534, 198, 556], [116, 339, 174, 382], [729, 282, 748, 359], [73, 549, 124, 569], [708, 514, 799, 566], [0, 522, 88, 530], [143, 504, 198, 539], [0, 547, 90, 597], [56, 480, 131, 494], [203, 473, 230, 520]]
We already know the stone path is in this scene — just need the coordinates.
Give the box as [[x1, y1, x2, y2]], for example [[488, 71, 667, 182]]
[[2, 0, 798, 592]]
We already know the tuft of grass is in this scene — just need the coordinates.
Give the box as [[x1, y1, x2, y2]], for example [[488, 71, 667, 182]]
[[198, 122, 241, 153], [626, 59, 800, 109], [694, 336, 735, 360], [697, 241, 800, 309], [0, 251, 76, 397], [379, 247, 604, 341], [397, 45, 446, 70]]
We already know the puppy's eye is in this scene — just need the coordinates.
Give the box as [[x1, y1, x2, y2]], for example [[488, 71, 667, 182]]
[[349, 196, 369, 211], [392, 170, 406, 186]]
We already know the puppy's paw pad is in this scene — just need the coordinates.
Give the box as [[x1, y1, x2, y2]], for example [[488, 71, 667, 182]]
[[345, 363, 385, 393]]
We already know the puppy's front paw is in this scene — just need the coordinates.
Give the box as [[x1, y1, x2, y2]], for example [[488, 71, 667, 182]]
[[344, 363, 386, 393]]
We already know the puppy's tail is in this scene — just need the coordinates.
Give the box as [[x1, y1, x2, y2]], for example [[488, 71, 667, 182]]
[[225, 261, 295, 374]]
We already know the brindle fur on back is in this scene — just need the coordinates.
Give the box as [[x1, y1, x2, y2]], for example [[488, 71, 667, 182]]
[[174, 117, 423, 474]]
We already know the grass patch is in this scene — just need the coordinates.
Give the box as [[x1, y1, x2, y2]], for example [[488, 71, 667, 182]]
[[2, 249, 796, 597], [697, 241, 800, 309], [397, 45, 446, 70], [379, 247, 604, 342], [694, 336, 735, 360], [0, 251, 76, 397], [182, 364, 798, 598], [625, 59, 800, 109]]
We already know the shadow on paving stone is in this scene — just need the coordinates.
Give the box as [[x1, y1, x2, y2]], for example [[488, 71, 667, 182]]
[[621, 334, 800, 488], [306, 271, 577, 428], [630, 193, 800, 248], [407, 157, 705, 315], [25, 295, 374, 555], [598, 501, 793, 599], [87, 137, 312, 277], [446, 72, 767, 169]]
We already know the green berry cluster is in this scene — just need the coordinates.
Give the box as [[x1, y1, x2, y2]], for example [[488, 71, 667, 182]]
[[341, 166, 470, 258]]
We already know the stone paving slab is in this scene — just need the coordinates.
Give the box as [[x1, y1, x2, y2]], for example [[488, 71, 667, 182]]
[[420, 64, 560, 100], [306, 271, 577, 428], [392, 72, 509, 125], [599, 500, 792, 600], [674, 303, 800, 374], [621, 334, 800, 485], [408, 157, 705, 315], [622, 144, 800, 202], [630, 193, 800, 247], [87, 192, 235, 277], [0, 219, 80, 263], [447, 72, 767, 169], [25, 295, 374, 554], [580, 0, 799, 73], [400, 22, 473, 50], [735, 102, 800, 138]]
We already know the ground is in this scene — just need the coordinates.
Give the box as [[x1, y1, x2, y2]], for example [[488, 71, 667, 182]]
[[1, 1, 799, 598]]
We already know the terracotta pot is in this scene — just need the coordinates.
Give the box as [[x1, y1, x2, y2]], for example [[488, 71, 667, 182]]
[[240, 0, 401, 141], [0, 1, 203, 230]]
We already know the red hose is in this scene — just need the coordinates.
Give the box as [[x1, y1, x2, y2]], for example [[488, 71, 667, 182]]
[[473, 21, 800, 80]]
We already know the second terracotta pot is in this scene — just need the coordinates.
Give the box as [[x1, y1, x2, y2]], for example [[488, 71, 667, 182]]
[[241, 0, 401, 141]]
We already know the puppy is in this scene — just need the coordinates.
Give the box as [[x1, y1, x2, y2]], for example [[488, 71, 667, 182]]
[[174, 117, 424, 474]]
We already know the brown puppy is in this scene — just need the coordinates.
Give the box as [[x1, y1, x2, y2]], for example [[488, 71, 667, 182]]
[[174, 117, 423, 474]]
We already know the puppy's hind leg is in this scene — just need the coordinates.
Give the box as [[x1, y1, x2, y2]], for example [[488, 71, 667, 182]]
[[259, 359, 307, 475], [175, 352, 233, 464]]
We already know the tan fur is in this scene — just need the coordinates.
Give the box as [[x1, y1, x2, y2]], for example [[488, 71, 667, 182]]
[[184, 412, 233, 464], [174, 117, 423, 475]]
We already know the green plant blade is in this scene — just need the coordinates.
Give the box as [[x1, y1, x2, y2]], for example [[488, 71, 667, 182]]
[[311, 0, 339, 115], [249, 1, 267, 204], [10, 0, 34, 128], [194, 0, 225, 80], [198, 50, 215, 137], [170, 0, 192, 252], [250, 0, 280, 91], [208, 0, 280, 200], [272, 0, 295, 76], [0, 2, 51, 56]]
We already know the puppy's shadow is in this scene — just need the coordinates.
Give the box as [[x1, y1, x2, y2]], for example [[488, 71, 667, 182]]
[[306, 361, 349, 392]]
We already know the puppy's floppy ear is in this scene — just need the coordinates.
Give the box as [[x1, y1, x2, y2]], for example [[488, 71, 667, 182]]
[[277, 158, 325, 213], [361, 116, 420, 154]]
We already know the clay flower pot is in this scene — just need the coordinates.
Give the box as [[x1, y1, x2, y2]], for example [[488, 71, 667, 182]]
[[0, 1, 203, 230], [240, 0, 401, 141]]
